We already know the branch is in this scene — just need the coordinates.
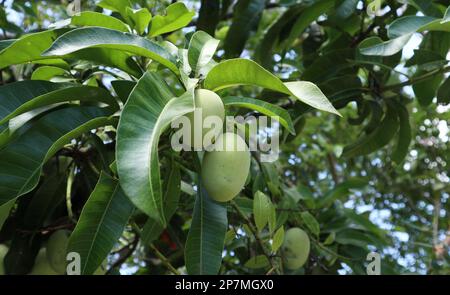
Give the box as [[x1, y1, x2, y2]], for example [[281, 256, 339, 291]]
[[383, 66, 450, 92], [149, 243, 181, 275]]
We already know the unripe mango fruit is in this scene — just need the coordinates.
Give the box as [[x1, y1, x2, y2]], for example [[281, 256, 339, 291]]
[[186, 89, 225, 150], [29, 248, 60, 275], [201, 132, 250, 202], [46, 229, 70, 274], [282, 228, 310, 270], [0, 244, 8, 275]]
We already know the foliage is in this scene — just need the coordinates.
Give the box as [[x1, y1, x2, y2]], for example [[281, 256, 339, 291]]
[[0, 0, 449, 275]]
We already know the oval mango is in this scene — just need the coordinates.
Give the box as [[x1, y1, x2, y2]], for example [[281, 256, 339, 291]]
[[201, 132, 250, 202], [186, 89, 224, 150], [0, 244, 8, 275], [46, 229, 70, 274], [282, 227, 310, 270]]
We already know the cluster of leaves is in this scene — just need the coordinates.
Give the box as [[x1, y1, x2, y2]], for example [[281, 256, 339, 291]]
[[0, 0, 449, 275]]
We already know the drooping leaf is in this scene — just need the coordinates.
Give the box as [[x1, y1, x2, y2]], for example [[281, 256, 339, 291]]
[[391, 101, 412, 164], [42, 27, 178, 74], [188, 31, 220, 77], [0, 106, 114, 206], [185, 185, 227, 275], [68, 172, 134, 275], [317, 178, 368, 207], [111, 80, 136, 104], [116, 72, 194, 225], [342, 103, 399, 158], [197, 0, 221, 35], [224, 0, 265, 58], [149, 2, 195, 37], [359, 34, 412, 56], [204, 58, 340, 116], [413, 71, 443, 106], [222, 96, 295, 134]]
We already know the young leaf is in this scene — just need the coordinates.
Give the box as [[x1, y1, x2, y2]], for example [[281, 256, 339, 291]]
[[68, 172, 134, 275], [244, 255, 270, 269], [149, 2, 195, 37], [188, 31, 220, 77], [31, 66, 68, 81], [204, 58, 340, 116], [253, 191, 271, 232], [126, 8, 152, 35], [116, 71, 194, 225], [272, 226, 285, 252], [185, 186, 228, 275]]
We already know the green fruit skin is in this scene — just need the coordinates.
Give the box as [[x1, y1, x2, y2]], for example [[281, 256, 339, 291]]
[[186, 89, 225, 150], [46, 229, 70, 274], [201, 132, 250, 202], [0, 244, 8, 275], [282, 228, 310, 270], [29, 248, 60, 275]]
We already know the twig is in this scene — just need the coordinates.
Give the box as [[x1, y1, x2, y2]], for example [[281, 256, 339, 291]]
[[149, 243, 181, 275], [230, 200, 277, 273], [383, 66, 450, 91]]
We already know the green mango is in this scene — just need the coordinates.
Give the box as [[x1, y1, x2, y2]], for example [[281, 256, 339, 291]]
[[46, 230, 70, 274], [282, 227, 310, 270], [201, 132, 250, 202]]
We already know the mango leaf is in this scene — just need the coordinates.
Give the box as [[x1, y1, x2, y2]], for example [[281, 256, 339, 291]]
[[437, 76, 450, 104], [42, 27, 178, 74], [0, 200, 14, 231], [317, 178, 368, 208], [282, 0, 335, 50], [0, 29, 69, 69], [71, 11, 130, 32], [253, 191, 271, 232], [343, 103, 399, 158], [224, 0, 265, 58], [301, 211, 320, 237], [149, 2, 195, 37], [141, 161, 181, 245], [0, 29, 141, 77], [413, 71, 443, 106], [244, 255, 270, 269], [116, 72, 194, 225], [23, 172, 67, 230], [185, 185, 227, 275], [360, 34, 412, 56], [196, 0, 221, 35], [97, 0, 131, 19], [391, 101, 412, 164], [188, 31, 219, 77], [388, 16, 437, 39], [222, 96, 295, 134], [31, 66, 68, 81], [68, 172, 134, 275], [272, 226, 284, 252], [111, 80, 136, 103], [0, 81, 118, 126], [204, 58, 340, 116], [0, 106, 114, 206], [126, 8, 152, 35]]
